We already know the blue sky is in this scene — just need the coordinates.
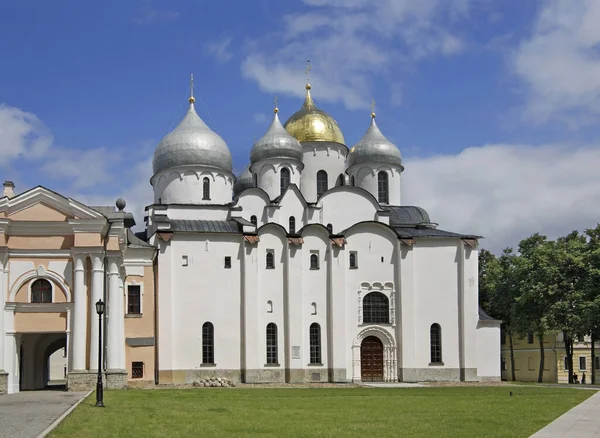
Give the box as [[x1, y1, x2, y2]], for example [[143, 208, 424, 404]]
[[1, 0, 600, 252]]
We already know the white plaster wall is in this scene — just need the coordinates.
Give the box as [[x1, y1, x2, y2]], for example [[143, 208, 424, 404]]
[[234, 190, 270, 226], [166, 205, 230, 221], [250, 161, 301, 201], [8, 261, 35, 294], [348, 165, 402, 206], [256, 227, 286, 367], [152, 167, 234, 205], [476, 324, 501, 379], [49, 348, 66, 381], [412, 241, 461, 369], [300, 143, 347, 203], [462, 243, 480, 376], [278, 189, 306, 233], [320, 189, 379, 234], [48, 260, 72, 289]]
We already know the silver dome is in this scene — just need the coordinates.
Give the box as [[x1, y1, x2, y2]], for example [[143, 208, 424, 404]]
[[250, 111, 303, 164], [347, 116, 402, 168], [233, 164, 254, 195], [152, 102, 232, 175]]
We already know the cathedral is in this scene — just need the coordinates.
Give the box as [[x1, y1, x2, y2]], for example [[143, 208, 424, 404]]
[[0, 79, 501, 394]]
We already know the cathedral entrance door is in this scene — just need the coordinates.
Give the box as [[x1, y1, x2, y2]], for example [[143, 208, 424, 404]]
[[361, 336, 383, 382]]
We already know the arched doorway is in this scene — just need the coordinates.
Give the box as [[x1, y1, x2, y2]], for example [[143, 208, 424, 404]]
[[361, 336, 383, 382]]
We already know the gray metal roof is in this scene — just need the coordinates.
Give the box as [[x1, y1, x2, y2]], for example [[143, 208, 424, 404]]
[[386, 206, 432, 227], [479, 306, 500, 321], [394, 227, 480, 239], [250, 112, 303, 164], [152, 102, 232, 174], [347, 117, 402, 168], [170, 219, 240, 233], [127, 229, 153, 248]]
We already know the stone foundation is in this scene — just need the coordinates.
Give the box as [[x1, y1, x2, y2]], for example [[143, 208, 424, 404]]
[[67, 370, 128, 391], [105, 370, 128, 389], [158, 369, 242, 385], [401, 367, 461, 382], [0, 371, 7, 394], [158, 368, 350, 385]]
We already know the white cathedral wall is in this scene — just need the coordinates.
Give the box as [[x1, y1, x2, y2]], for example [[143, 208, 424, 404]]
[[166, 205, 230, 221], [476, 323, 501, 380], [234, 190, 270, 226], [277, 189, 307, 233], [152, 167, 234, 205], [320, 189, 379, 234], [349, 165, 402, 206], [251, 161, 301, 201], [167, 234, 242, 374], [300, 143, 347, 203]]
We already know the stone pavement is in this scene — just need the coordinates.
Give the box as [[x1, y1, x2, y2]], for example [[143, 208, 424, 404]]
[[0, 390, 87, 438], [531, 390, 600, 437]]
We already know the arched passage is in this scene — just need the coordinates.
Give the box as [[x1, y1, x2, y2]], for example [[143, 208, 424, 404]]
[[19, 333, 67, 391]]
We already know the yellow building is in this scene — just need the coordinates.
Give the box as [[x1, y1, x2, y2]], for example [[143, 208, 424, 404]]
[[501, 331, 599, 384]]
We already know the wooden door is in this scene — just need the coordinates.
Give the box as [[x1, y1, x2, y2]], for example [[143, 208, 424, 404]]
[[361, 336, 384, 382]]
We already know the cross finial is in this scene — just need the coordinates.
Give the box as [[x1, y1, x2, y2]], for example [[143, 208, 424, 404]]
[[305, 60, 311, 90], [370, 99, 376, 118], [189, 74, 195, 104], [274, 95, 279, 113]]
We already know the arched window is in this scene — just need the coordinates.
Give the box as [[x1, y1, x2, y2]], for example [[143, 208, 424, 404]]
[[326, 223, 333, 234], [253, 173, 258, 188], [250, 215, 257, 227], [289, 216, 296, 234], [203, 177, 210, 200], [351, 175, 355, 186], [31, 279, 52, 303], [430, 323, 442, 363], [280, 168, 290, 195], [310, 253, 319, 270], [316, 170, 328, 197], [336, 174, 344, 187], [202, 322, 214, 364], [349, 252, 357, 269], [310, 323, 321, 364], [377, 171, 389, 204], [363, 292, 389, 324], [266, 323, 278, 364], [266, 251, 275, 269]]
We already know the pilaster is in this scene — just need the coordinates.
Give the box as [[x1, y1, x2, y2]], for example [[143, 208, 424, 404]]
[[284, 240, 303, 382], [89, 253, 104, 370], [71, 254, 87, 371], [107, 257, 125, 371]]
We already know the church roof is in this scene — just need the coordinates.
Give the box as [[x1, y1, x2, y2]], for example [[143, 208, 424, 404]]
[[170, 219, 240, 233], [479, 306, 501, 322], [127, 229, 153, 248], [385, 206, 432, 227], [393, 227, 480, 239]]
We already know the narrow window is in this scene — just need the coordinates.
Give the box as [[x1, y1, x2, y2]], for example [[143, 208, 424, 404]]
[[430, 323, 442, 364], [310, 323, 321, 364], [182, 255, 189, 266], [253, 173, 258, 188], [224, 256, 231, 269], [310, 253, 319, 270], [31, 279, 52, 303], [267, 300, 273, 313], [377, 171, 389, 204], [266, 323, 278, 364], [266, 251, 275, 269], [349, 252, 358, 269], [579, 356, 586, 370], [289, 216, 296, 234], [311, 302, 317, 315], [250, 215, 257, 227], [336, 174, 344, 186], [326, 223, 333, 234], [202, 322, 214, 364], [527, 333, 534, 344], [363, 292, 389, 324], [316, 170, 328, 197], [564, 357, 569, 371], [202, 177, 210, 200], [280, 168, 290, 195], [351, 175, 355, 186], [132, 362, 144, 379], [127, 285, 141, 315]]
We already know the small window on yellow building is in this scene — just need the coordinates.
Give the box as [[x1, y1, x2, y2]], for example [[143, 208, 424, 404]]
[[579, 356, 586, 371]]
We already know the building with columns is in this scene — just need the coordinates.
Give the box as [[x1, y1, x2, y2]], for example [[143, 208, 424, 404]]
[[0, 81, 501, 393]]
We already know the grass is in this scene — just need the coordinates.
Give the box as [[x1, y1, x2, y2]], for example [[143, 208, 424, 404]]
[[50, 386, 594, 438]]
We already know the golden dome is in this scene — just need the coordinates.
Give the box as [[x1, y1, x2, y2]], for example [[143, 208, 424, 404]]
[[284, 85, 345, 144]]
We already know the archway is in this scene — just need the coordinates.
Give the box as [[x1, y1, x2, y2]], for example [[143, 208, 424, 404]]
[[19, 333, 67, 391], [361, 336, 383, 382]]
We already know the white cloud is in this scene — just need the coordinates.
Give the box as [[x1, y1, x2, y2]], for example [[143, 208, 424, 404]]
[[513, 0, 600, 124], [41, 147, 117, 190], [133, 4, 179, 25], [242, 0, 471, 109], [0, 104, 52, 166], [403, 143, 600, 253], [205, 37, 233, 63]]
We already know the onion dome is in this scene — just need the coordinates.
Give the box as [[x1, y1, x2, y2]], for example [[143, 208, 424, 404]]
[[250, 106, 303, 164], [347, 112, 402, 168], [152, 92, 232, 175], [233, 164, 254, 195], [284, 84, 345, 144]]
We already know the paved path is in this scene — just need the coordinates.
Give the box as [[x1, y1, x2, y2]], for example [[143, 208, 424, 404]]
[[0, 391, 87, 438], [531, 390, 600, 437]]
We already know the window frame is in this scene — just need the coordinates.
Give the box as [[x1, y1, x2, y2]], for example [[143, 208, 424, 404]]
[[202, 322, 215, 365], [289, 216, 296, 234], [132, 361, 144, 379], [310, 253, 319, 270], [30, 278, 53, 304], [224, 256, 232, 269], [250, 215, 257, 227], [377, 171, 389, 204], [349, 251, 358, 269], [202, 177, 211, 200], [316, 170, 328, 197], [309, 323, 322, 365], [579, 356, 587, 371], [430, 323, 443, 365], [280, 167, 290, 196], [126, 284, 142, 315], [362, 292, 390, 324], [266, 250, 275, 269], [527, 333, 534, 344], [266, 323, 278, 365]]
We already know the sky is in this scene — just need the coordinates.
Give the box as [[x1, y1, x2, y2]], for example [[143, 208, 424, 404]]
[[1, 0, 600, 253]]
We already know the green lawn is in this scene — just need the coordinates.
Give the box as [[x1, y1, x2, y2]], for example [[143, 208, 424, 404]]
[[51, 386, 593, 438]]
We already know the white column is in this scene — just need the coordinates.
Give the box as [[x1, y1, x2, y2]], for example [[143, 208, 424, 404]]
[[107, 258, 124, 370], [0, 252, 7, 373], [71, 255, 87, 370], [89, 254, 104, 370]]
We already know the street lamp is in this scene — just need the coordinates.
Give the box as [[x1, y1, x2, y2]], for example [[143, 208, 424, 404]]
[[95, 299, 105, 407]]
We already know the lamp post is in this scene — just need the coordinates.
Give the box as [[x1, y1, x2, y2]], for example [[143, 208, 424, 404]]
[[95, 299, 105, 407]]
